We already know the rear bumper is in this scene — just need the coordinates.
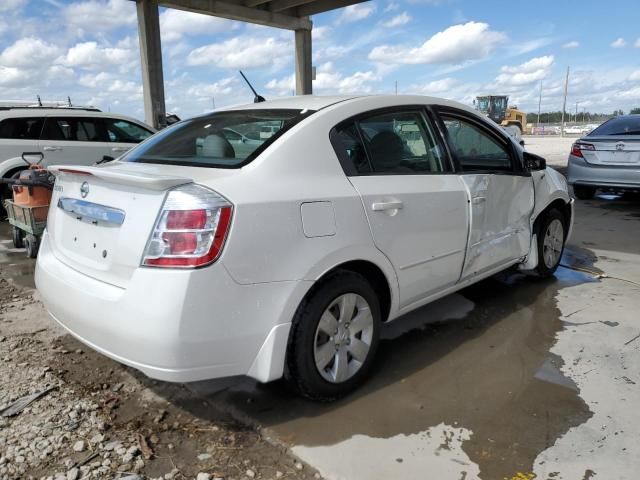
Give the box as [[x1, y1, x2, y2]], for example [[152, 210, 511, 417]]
[[36, 230, 310, 383], [567, 155, 640, 189]]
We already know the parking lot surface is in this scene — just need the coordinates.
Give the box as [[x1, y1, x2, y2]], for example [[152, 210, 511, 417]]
[[1, 137, 639, 479]]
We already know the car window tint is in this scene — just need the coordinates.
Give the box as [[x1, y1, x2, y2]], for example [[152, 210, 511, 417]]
[[41, 117, 109, 142], [589, 116, 640, 136], [442, 116, 512, 172], [334, 122, 371, 173], [124, 109, 310, 168], [0, 117, 44, 140], [357, 111, 445, 174], [105, 119, 152, 143]]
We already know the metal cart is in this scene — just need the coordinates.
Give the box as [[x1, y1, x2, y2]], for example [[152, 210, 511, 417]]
[[4, 199, 48, 258]]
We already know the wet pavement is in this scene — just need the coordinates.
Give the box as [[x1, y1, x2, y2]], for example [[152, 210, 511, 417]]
[[1, 192, 639, 480]]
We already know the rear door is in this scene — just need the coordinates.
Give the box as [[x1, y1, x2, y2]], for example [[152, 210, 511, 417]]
[[436, 109, 534, 279], [0, 116, 44, 161], [332, 107, 469, 308], [39, 116, 113, 166]]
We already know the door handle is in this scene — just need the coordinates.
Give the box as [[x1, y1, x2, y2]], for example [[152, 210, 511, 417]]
[[372, 200, 404, 211], [43, 146, 61, 152], [472, 196, 487, 205], [111, 147, 129, 152]]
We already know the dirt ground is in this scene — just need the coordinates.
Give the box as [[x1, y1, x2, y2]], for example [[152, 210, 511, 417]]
[[0, 242, 319, 480]]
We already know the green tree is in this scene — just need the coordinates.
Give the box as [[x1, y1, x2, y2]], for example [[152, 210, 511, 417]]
[[630, 107, 640, 115]]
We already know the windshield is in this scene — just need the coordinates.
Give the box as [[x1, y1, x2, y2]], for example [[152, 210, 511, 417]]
[[589, 116, 640, 136], [123, 109, 312, 168]]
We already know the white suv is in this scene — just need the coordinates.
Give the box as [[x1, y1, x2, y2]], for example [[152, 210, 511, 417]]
[[36, 95, 573, 401], [0, 106, 154, 185]]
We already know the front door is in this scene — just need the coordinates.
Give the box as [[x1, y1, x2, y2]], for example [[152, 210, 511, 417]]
[[333, 108, 469, 308], [439, 111, 534, 279]]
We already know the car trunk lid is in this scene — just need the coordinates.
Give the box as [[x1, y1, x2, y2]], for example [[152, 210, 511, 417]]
[[579, 135, 640, 166], [46, 163, 193, 288]]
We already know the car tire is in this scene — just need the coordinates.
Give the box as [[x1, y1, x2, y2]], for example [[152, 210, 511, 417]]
[[12, 227, 24, 249], [534, 209, 566, 278], [573, 185, 596, 200], [285, 270, 381, 402]]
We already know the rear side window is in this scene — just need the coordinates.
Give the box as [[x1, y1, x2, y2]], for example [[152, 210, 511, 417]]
[[333, 110, 447, 175], [0, 117, 44, 140], [105, 119, 153, 143], [123, 109, 312, 168], [589, 116, 640, 136], [41, 117, 109, 142], [441, 115, 512, 172]]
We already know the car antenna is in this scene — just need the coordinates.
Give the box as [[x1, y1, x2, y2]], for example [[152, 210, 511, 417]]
[[36, 95, 42, 107], [239, 70, 265, 103], [67, 96, 72, 107]]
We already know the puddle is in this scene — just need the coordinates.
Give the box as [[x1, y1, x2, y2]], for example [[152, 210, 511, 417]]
[[0, 222, 36, 289], [191, 248, 597, 480]]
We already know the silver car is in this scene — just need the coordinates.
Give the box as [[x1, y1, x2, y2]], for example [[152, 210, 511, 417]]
[[568, 115, 640, 199]]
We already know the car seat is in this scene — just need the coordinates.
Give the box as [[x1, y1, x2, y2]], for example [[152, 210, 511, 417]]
[[369, 131, 406, 172], [202, 133, 235, 159]]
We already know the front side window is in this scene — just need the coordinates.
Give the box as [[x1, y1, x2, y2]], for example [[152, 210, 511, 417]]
[[123, 109, 311, 168], [105, 119, 153, 143], [41, 117, 109, 142], [0, 117, 44, 140], [442, 115, 512, 172], [334, 110, 446, 175]]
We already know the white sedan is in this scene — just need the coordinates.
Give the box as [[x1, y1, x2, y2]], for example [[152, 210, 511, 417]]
[[35, 95, 573, 401]]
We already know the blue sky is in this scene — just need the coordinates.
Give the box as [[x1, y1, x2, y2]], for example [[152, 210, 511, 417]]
[[1, 0, 639, 121]]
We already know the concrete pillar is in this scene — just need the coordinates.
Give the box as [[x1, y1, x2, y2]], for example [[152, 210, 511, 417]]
[[295, 26, 312, 95], [136, 0, 166, 129]]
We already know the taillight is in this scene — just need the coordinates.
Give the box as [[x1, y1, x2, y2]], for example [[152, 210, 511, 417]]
[[142, 184, 232, 268], [571, 142, 594, 158]]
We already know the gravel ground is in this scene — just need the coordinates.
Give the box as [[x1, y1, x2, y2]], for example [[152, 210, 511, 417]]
[[0, 272, 320, 480]]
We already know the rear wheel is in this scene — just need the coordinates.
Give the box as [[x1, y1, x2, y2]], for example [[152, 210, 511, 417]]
[[24, 234, 39, 259], [534, 209, 566, 278], [12, 227, 24, 249], [573, 185, 596, 200], [285, 271, 381, 401]]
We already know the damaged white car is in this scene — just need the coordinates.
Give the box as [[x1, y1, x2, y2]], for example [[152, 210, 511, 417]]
[[36, 95, 573, 401]]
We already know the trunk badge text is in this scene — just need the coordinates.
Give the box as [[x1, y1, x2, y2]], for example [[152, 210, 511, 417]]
[[616, 142, 625, 151], [80, 182, 89, 198]]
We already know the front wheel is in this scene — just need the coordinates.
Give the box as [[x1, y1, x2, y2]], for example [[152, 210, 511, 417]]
[[534, 209, 566, 278], [12, 227, 24, 249], [285, 271, 381, 401]]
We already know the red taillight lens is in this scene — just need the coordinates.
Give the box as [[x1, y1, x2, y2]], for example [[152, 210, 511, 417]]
[[142, 184, 233, 268], [571, 142, 594, 158], [166, 209, 207, 229]]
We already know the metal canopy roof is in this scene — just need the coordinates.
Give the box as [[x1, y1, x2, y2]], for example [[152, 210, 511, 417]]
[[153, 0, 369, 30]]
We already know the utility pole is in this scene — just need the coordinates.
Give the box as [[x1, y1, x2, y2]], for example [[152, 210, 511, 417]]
[[537, 80, 542, 126], [394, 80, 398, 95], [560, 66, 570, 137]]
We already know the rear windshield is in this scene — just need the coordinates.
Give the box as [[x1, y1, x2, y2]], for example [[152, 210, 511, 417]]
[[589, 116, 640, 136], [123, 109, 312, 168]]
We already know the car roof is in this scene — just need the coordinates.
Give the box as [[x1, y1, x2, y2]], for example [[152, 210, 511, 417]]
[[0, 108, 149, 124], [215, 94, 479, 116]]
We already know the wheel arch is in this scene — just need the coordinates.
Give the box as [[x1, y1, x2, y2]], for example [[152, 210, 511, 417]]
[[532, 198, 572, 238]]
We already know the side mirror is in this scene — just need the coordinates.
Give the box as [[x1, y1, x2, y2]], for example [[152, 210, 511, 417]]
[[519, 139, 525, 147], [523, 151, 546, 171]]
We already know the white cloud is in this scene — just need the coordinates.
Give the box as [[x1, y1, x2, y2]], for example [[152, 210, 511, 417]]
[[629, 70, 640, 82], [383, 2, 399, 12], [187, 78, 237, 98], [160, 9, 237, 42], [369, 21, 506, 65], [187, 36, 291, 70], [267, 62, 379, 95], [415, 77, 458, 94], [312, 26, 331, 41], [0, 0, 27, 11], [337, 4, 376, 23], [562, 41, 579, 49], [635, 38, 640, 48], [495, 55, 554, 86], [611, 38, 626, 48], [60, 41, 137, 70], [0, 38, 62, 68], [0, 66, 31, 87], [63, 0, 136, 32], [380, 12, 411, 28]]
